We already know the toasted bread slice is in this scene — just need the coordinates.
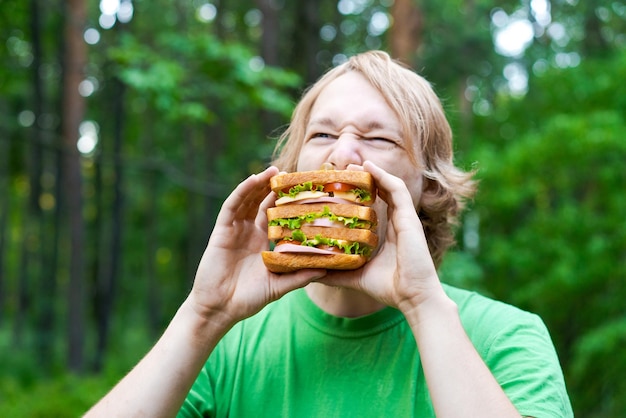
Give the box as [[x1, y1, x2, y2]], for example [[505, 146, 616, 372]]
[[270, 170, 376, 206], [261, 251, 368, 273], [270, 170, 374, 192]]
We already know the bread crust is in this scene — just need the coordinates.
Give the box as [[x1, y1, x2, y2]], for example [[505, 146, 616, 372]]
[[261, 251, 368, 273], [270, 170, 374, 193], [267, 203, 377, 227]]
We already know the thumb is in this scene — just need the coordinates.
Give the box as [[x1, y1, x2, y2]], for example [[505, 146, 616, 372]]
[[268, 269, 327, 299]]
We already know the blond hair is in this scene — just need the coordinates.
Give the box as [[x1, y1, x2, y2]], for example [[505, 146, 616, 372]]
[[272, 51, 476, 266]]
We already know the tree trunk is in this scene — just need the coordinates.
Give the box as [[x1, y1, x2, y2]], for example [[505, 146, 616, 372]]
[[583, 8, 610, 57], [456, 0, 476, 152], [91, 75, 125, 370], [62, 0, 87, 373], [90, 124, 104, 370], [185, 129, 197, 283], [13, 0, 49, 354], [14, 221, 31, 348], [255, 0, 282, 138], [145, 170, 160, 338], [390, 0, 423, 64], [256, 0, 280, 67], [290, 0, 322, 84], [141, 112, 161, 338], [0, 102, 8, 325], [30, 0, 57, 372]]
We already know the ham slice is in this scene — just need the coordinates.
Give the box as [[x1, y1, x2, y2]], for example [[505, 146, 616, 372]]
[[273, 243, 339, 255], [274, 191, 328, 206], [275, 193, 357, 206], [296, 197, 356, 205]]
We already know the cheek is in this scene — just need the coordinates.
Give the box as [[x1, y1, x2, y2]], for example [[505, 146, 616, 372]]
[[296, 143, 329, 171], [400, 172, 424, 209], [296, 154, 315, 171], [410, 183, 423, 208], [295, 155, 305, 171], [294, 143, 310, 170]]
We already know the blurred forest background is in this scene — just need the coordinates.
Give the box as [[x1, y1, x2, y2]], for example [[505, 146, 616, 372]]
[[0, 0, 624, 416]]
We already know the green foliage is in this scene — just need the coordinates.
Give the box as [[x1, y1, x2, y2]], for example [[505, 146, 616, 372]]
[[0, 373, 109, 417], [439, 250, 487, 293], [420, 0, 500, 86], [0, 321, 155, 417], [570, 315, 626, 416], [471, 51, 626, 417], [108, 32, 300, 123], [502, 50, 626, 138]]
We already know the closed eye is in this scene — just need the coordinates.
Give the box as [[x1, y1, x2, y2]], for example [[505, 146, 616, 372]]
[[310, 132, 336, 140], [366, 136, 398, 146]]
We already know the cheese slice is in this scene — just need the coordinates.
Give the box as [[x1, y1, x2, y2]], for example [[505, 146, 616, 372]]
[[332, 191, 360, 203]]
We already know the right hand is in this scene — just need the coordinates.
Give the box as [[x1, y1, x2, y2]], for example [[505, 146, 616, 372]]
[[314, 161, 443, 314], [188, 166, 325, 328]]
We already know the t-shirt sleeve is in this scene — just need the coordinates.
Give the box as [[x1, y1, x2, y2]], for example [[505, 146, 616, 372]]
[[177, 365, 216, 418], [483, 312, 574, 418], [177, 322, 244, 418], [448, 285, 574, 417]]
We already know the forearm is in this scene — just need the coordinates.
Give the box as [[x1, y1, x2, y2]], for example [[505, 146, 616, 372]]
[[403, 291, 521, 418], [84, 297, 233, 418]]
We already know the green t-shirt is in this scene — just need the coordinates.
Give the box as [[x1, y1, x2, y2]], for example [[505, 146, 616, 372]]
[[179, 284, 573, 417]]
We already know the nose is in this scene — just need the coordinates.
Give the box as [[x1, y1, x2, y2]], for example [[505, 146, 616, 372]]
[[327, 134, 363, 170]]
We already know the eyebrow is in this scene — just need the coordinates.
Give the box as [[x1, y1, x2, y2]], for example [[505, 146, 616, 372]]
[[365, 120, 390, 132], [307, 117, 337, 130], [307, 117, 402, 138]]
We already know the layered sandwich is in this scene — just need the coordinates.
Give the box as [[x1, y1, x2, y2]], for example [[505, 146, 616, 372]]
[[261, 170, 378, 273]]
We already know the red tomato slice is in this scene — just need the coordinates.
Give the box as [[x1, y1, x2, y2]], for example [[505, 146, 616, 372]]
[[276, 239, 297, 246], [323, 182, 354, 193]]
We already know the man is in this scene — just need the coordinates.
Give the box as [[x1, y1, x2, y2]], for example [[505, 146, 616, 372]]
[[85, 51, 573, 417]]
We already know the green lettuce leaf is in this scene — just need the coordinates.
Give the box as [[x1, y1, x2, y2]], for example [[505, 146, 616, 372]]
[[277, 182, 324, 198], [280, 230, 372, 256], [269, 205, 375, 229]]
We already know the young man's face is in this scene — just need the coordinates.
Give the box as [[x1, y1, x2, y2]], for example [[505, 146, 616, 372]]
[[297, 71, 424, 209]]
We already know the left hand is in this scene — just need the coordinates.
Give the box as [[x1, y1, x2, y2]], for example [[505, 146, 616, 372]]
[[316, 161, 444, 313]]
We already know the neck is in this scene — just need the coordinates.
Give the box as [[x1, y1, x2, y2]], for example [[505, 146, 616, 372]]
[[304, 282, 386, 318]]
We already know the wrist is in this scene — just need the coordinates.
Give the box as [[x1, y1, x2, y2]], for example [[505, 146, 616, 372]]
[[177, 296, 237, 352], [398, 286, 459, 331]]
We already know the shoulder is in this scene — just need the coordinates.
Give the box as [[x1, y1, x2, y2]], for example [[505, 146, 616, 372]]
[[442, 283, 546, 338], [443, 282, 529, 315], [442, 284, 558, 375], [443, 284, 573, 417]]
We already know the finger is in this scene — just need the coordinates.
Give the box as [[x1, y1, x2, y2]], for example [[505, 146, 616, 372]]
[[346, 164, 364, 172], [239, 167, 280, 219], [267, 269, 327, 300], [256, 189, 277, 228], [312, 269, 361, 290], [363, 161, 414, 214], [217, 166, 279, 225]]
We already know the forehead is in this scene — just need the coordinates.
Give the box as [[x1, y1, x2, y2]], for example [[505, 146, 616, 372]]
[[308, 72, 402, 133]]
